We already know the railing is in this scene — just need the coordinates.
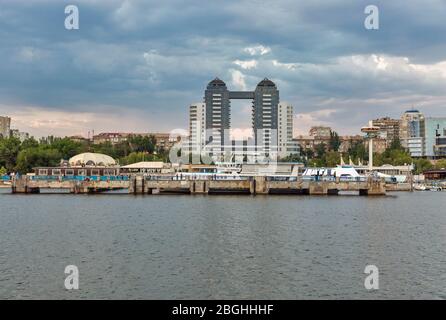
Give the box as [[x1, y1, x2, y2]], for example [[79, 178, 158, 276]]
[[29, 175, 130, 182], [145, 175, 252, 181]]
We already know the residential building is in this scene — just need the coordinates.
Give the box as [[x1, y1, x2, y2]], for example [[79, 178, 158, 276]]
[[372, 117, 400, 146], [309, 126, 331, 138], [278, 102, 296, 158], [338, 135, 364, 153], [189, 102, 206, 158], [190, 77, 295, 163], [424, 117, 446, 158], [364, 137, 387, 155], [252, 78, 279, 157], [400, 109, 425, 157], [93, 132, 129, 145], [0, 116, 11, 138]]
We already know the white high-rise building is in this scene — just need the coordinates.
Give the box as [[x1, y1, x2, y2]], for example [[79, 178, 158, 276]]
[[189, 103, 206, 160], [277, 102, 296, 158]]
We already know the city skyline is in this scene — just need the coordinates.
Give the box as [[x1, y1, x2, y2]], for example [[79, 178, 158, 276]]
[[1, 1, 446, 137]]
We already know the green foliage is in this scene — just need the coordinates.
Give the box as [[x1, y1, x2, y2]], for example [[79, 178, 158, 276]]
[[0, 166, 7, 175], [315, 143, 327, 158], [413, 158, 433, 174], [0, 137, 21, 171], [128, 135, 156, 153], [15, 147, 62, 173], [373, 141, 412, 166], [280, 153, 304, 163], [348, 141, 367, 162], [0, 133, 164, 173], [329, 131, 341, 152], [435, 159, 446, 170], [119, 152, 164, 165], [325, 151, 340, 167]]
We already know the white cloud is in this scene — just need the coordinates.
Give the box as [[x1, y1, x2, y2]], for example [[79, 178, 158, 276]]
[[233, 59, 258, 70], [243, 45, 271, 56], [230, 69, 247, 90], [272, 59, 298, 70], [294, 109, 337, 136]]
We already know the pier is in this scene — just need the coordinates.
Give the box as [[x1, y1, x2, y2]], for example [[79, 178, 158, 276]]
[[11, 175, 386, 196]]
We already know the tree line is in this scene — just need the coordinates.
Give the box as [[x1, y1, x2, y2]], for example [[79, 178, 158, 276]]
[[0, 135, 166, 174]]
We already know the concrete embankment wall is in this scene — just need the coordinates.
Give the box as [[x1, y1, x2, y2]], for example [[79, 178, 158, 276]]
[[11, 176, 388, 196]]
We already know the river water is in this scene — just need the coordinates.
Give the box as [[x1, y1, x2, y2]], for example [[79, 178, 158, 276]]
[[0, 189, 445, 299]]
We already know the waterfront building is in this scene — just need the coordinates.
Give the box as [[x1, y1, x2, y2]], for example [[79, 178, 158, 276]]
[[278, 102, 297, 158], [424, 117, 446, 158], [120, 161, 171, 174], [189, 77, 296, 163], [423, 169, 446, 181], [189, 102, 206, 159], [400, 109, 425, 157], [252, 78, 280, 157], [0, 116, 11, 138], [204, 78, 231, 158], [372, 117, 401, 146]]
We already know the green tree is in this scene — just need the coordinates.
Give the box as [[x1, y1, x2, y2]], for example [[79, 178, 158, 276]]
[[15, 147, 62, 173], [50, 137, 83, 159], [0, 166, 7, 175], [0, 137, 21, 171], [324, 151, 340, 167], [315, 143, 327, 158], [348, 141, 367, 162], [329, 131, 341, 152], [413, 158, 433, 174], [435, 159, 446, 170]]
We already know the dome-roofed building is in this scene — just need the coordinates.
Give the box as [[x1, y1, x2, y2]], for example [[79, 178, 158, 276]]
[[207, 77, 227, 89], [256, 78, 276, 88], [68, 152, 117, 167]]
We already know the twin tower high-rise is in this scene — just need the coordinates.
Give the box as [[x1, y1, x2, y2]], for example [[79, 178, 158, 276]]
[[189, 77, 295, 162]]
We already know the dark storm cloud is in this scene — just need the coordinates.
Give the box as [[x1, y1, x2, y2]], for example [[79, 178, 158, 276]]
[[0, 0, 445, 135]]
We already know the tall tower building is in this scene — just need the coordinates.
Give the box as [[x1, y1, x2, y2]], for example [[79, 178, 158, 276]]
[[189, 77, 296, 163], [189, 103, 206, 158], [204, 78, 231, 159], [278, 102, 294, 158], [252, 79, 279, 156], [0, 116, 11, 138]]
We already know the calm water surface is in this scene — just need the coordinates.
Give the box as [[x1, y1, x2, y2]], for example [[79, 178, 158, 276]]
[[0, 188, 445, 299]]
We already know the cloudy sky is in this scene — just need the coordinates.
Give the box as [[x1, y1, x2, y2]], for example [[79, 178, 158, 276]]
[[1, 0, 446, 138]]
